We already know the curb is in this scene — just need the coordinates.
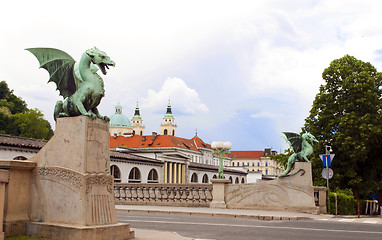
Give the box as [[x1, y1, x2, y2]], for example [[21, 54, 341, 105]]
[[116, 208, 312, 221]]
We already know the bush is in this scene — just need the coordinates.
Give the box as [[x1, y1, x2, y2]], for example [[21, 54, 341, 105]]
[[327, 189, 360, 215]]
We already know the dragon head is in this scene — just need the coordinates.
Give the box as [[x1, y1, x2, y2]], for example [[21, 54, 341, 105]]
[[302, 132, 318, 144], [86, 47, 115, 75]]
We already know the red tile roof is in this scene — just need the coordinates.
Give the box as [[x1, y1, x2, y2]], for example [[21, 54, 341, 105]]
[[191, 136, 212, 149], [110, 134, 201, 152], [230, 151, 264, 159]]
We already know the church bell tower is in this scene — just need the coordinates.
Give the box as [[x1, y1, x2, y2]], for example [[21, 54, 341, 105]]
[[160, 100, 177, 136]]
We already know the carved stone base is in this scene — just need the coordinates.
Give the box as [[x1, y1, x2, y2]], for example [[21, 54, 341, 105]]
[[224, 162, 319, 214], [26, 222, 134, 240], [28, 116, 132, 239]]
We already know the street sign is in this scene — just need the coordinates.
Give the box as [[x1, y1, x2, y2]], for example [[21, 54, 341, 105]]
[[319, 154, 335, 167], [322, 168, 334, 179]]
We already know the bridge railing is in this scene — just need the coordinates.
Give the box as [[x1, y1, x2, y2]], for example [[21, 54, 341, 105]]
[[114, 183, 213, 207]]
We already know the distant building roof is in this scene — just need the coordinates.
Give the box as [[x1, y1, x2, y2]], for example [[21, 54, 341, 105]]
[[191, 136, 211, 149], [230, 151, 264, 159], [0, 134, 46, 150], [110, 134, 203, 152]]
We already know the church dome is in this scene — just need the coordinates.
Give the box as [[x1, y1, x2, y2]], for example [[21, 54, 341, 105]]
[[109, 104, 132, 128]]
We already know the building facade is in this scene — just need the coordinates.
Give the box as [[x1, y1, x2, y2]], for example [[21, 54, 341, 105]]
[[230, 149, 283, 178]]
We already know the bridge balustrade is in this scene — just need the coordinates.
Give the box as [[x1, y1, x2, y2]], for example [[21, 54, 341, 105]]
[[114, 183, 213, 207]]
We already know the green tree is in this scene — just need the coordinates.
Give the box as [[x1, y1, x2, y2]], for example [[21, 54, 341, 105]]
[[0, 80, 53, 140], [303, 55, 382, 198], [0, 81, 27, 114], [12, 109, 54, 140]]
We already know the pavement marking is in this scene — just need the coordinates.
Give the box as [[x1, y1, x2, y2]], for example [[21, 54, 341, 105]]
[[317, 219, 329, 221], [338, 219, 355, 222], [118, 218, 382, 235], [363, 221, 378, 224]]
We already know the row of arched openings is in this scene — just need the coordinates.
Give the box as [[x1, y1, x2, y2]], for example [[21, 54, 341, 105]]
[[110, 165, 159, 183], [229, 176, 245, 184], [190, 173, 212, 183]]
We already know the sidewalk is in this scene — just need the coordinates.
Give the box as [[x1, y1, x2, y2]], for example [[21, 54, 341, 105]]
[[116, 204, 382, 239]]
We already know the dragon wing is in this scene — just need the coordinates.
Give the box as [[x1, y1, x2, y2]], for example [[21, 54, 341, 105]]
[[282, 132, 302, 153], [26, 48, 76, 98]]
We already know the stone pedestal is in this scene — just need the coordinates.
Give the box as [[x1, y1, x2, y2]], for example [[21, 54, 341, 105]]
[[0, 160, 36, 237], [210, 179, 230, 209], [0, 169, 9, 240], [28, 116, 133, 240]]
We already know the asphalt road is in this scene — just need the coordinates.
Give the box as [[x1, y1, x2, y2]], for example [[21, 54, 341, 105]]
[[117, 211, 382, 240]]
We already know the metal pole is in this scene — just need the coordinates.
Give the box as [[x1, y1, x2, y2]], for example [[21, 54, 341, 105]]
[[325, 146, 330, 214]]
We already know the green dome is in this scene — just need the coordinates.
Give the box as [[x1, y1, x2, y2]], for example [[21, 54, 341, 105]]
[[110, 113, 132, 127], [110, 104, 132, 128]]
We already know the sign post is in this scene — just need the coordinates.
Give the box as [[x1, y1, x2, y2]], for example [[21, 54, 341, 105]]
[[320, 146, 335, 214], [319, 153, 335, 189]]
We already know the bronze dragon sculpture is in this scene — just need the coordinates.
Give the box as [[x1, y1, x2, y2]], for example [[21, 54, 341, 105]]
[[26, 47, 115, 121], [279, 132, 318, 177]]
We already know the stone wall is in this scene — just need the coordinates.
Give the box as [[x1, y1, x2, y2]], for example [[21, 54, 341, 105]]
[[216, 162, 320, 214]]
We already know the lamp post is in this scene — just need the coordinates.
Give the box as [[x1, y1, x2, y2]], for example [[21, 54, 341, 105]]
[[211, 141, 232, 179]]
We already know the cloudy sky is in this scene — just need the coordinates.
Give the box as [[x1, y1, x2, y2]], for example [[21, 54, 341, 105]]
[[2, 0, 382, 151]]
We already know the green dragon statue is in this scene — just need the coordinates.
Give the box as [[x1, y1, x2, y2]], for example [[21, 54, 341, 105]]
[[26, 47, 115, 121], [278, 132, 318, 177]]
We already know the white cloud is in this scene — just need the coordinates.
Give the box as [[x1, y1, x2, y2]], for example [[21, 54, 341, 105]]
[[142, 77, 208, 114]]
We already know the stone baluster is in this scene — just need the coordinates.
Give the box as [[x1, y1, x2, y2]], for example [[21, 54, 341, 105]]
[[193, 186, 200, 202], [174, 186, 181, 202], [118, 186, 124, 201], [130, 186, 137, 201], [206, 187, 213, 202], [199, 187, 206, 202], [180, 186, 187, 202], [142, 186, 150, 201], [125, 186, 131, 201], [149, 186, 158, 202], [137, 187, 144, 202], [167, 187, 175, 202], [162, 186, 169, 202], [187, 187, 194, 202], [114, 187, 120, 201]]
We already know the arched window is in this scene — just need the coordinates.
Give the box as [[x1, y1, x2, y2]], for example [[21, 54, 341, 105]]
[[257, 162, 260, 166], [235, 177, 239, 184], [164, 129, 168, 135], [202, 174, 209, 183], [191, 173, 198, 183], [237, 162, 240, 166], [229, 176, 233, 183], [110, 165, 121, 182], [140, 131, 143, 135], [147, 169, 159, 183], [118, 132, 122, 136], [265, 162, 268, 167], [241, 178, 245, 183], [132, 130, 135, 135], [13, 156, 27, 160], [172, 130, 175, 136], [265, 169, 268, 175], [128, 167, 141, 183]]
